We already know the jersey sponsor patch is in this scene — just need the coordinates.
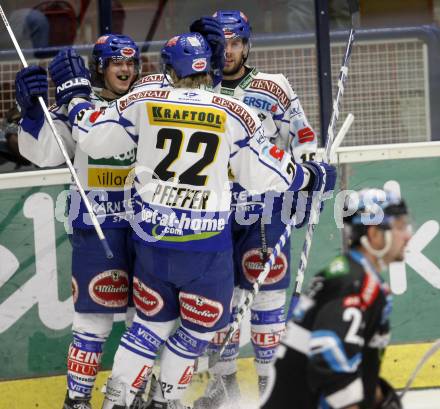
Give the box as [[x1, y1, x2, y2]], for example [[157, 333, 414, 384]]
[[242, 248, 288, 284], [88, 270, 129, 308], [147, 102, 225, 132], [343, 272, 381, 310], [72, 277, 79, 304], [134, 74, 165, 86], [243, 96, 277, 113], [211, 95, 256, 134], [88, 167, 133, 188], [89, 147, 137, 166], [133, 277, 164, 316], [118, 90, 170, 111], [179, 292, 223, 328], [298, 127, 315, 144], [250, 79, 290, 109]]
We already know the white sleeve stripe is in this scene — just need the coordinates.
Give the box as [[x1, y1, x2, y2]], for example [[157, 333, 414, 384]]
[[281, 321, 311, 354], [325, 377, 363, 409]]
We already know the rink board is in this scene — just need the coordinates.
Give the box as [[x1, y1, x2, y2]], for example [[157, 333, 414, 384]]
[[0, 154, 440, 389], [1, 343, 440, 409]]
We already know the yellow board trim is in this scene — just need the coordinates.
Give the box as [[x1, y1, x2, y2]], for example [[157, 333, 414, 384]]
[[1, 342, 439, 407]]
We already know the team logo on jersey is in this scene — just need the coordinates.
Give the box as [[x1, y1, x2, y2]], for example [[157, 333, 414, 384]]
[[178, 365, 195, 385], [147, 102, 225, 132], [192, 58, 207, 71], [133, 277, 164, 316], [179, 292, 223, 328], [242, 248, 288, 284], [120, 47, 135, 58], [88, 270, 129, 307], [72, 277, 79, 304]]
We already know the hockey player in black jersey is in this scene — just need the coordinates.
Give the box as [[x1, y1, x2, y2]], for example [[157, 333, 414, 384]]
[[262, 188, 410, 409]]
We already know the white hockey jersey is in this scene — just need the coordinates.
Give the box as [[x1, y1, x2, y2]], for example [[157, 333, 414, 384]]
[[18, 92, 136, 229], [72, 86, 309, 251], [215, 67, 317, 161], [215, 67, 317, 216]]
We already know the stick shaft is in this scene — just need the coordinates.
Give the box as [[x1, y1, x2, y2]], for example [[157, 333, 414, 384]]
[[0, 5, 113, 258]]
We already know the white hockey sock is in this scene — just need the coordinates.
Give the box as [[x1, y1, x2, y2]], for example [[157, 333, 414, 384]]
[[160, 326, 215, 400], [106, 315, 176, 406], [67, 313, 113, 400], [251, 290, 286, 377]]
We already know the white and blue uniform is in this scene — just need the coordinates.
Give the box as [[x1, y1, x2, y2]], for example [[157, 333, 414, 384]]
[[18, 92, 136, 401], [208, 66, 317, 377], [69, 83, 309, 404]]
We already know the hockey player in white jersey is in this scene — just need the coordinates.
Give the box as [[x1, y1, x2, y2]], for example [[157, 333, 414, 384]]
[[64, 32, 336, 409], [15, 34, 145, 409], [189, 11, 317, 408]]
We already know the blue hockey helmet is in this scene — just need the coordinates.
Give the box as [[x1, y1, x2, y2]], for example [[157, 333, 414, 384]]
[[213, 10, 251, 41], [92, 34, 140, 71], [161, 32, 212, 79]]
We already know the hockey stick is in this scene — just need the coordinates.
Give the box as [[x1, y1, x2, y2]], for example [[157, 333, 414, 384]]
[[212, 12, 358, 364], [399, 338, 440, 399], [286, 0, 359, 319], [207, 113, 354, 367], [0, 5, 113, 259]]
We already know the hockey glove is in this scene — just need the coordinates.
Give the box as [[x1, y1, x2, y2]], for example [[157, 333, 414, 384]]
[[293, 161, 337, 228], [190, 17, 225, 85], [49, 48, 91, 106], [15, 66, 48, 120], [377, 378, 402, 409]]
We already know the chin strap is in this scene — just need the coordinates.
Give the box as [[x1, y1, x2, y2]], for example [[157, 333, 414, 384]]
[[360, 230, 392, 270]]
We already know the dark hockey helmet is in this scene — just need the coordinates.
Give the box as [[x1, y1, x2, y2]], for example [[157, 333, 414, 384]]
[[343, 188, 408, 247], [161, 32, 212, 79], [90, 34, 140, 87], [213, 10, 251, 41]]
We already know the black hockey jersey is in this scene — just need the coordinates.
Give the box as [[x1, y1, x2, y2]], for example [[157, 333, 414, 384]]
[[262, 250, 392, 409]]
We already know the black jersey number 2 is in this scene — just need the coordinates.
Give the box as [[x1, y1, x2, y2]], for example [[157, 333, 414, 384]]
[[153, 128, 219, 186]]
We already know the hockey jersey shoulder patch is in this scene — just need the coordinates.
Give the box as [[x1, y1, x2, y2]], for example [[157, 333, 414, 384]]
[[249, 77, 290, 110], [324, 255, 350, 278]]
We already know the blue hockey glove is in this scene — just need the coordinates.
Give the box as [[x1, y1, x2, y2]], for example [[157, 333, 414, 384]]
[[49, 48, 91, 106], [15, 66, 48, 120], [303, 161, 337, 194], [293, 162, 337, 228], [190, 17, 225, 84]]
